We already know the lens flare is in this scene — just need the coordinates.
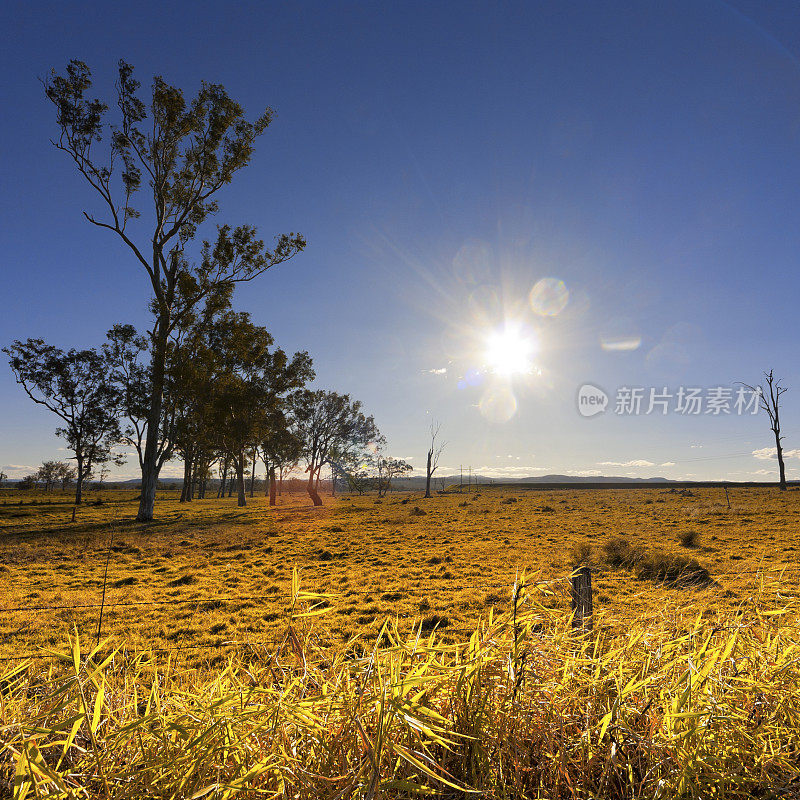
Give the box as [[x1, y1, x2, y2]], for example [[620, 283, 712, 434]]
[[600, 318, 641, 351], [601, 336, 641, 352], [529, 277, 569, 316], [479, 385, 518, 423]]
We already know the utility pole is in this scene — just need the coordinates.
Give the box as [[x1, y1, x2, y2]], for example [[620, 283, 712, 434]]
[[468, 466, 472, 493], [460, 465, 463, 491]]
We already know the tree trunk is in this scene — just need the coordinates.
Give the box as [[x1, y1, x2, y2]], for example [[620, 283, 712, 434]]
[[189, 453, 196, 500], [180, 450, 192, 502], [424, 449, 432, 499], [775, 432, 787, 490], [278, 470, 283, 496], [75, 458, 84, 506], [220, 462, 229, 498], [307, 466, 322, 506], [249, 448, 257, 497], [137, 323, 167, 522], [236, 452, 247, 507], [269, 465, 277, 506]]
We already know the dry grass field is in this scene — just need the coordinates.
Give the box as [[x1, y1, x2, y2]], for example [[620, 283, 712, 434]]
[[3, 485, 800, 798], [2, 484, 799, 664]]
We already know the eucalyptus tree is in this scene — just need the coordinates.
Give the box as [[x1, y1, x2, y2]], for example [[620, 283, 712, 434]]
[[292, 390, 380, 506], [204, 312, 313, 507], [376, 455, 413, 497], [104, 324, 176, 480], [329, 448, 374, 495], [36, 461, 63, 492], [260, 424, 303, 504], [58, 463, 77, 489], [169, 322, 217, 503], [44, 60, 306, 521], [36, 461, 76, 492], [4, 339, 123, 504]]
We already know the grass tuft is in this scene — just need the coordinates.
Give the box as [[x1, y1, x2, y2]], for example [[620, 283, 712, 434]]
[[679, 529, 700, 548], [603, 536, 712, 587]]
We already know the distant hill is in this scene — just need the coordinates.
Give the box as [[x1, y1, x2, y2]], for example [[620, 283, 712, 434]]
[[511, 474, 673, 484], [391, 474, 676, 489], [7, 474, 793, 490]]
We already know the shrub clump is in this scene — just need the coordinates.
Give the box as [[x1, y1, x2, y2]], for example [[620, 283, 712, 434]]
[[603, 536, 644, 568], [602, 536, 711, 587], [570, 542, 594, 567], [679, 529, 700, 548], [635, 552, 711, 587]]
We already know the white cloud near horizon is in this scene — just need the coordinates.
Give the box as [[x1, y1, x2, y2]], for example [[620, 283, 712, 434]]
[[1, 464, 37, 478], [597, 459, 655, 467], [752, 447, 800, 461]]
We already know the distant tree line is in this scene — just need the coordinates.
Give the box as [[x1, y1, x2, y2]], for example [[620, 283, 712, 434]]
[[5, 293, 395, 509], [12, 461, 76, 492]]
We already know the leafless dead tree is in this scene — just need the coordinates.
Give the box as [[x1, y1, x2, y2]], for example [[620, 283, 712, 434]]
[[424, 421, 446, 499], [742, 370, 788, 491]]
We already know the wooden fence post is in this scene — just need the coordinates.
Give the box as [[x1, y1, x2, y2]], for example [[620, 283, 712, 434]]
[[571, 566, 593, 632]]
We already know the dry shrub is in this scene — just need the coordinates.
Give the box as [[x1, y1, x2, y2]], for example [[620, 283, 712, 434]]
[[603, 536, 712, 587], [570, 542, 594, 567], [603, 536, 644, 567], [679, 529, 700, 548], [635, 551, 711, 587]]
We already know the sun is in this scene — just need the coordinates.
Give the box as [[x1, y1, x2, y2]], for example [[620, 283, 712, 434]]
[[484, 325, 537, 376]]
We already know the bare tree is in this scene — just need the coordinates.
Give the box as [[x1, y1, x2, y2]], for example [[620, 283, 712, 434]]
[[743, 371, 788, 490], [424, 421, 446, 499]]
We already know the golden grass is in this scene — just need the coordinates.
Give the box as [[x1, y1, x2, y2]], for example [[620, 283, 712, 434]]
[[2, 574, 799, 798], [2, 487, 800, 796], [2, 486, 800, 666]]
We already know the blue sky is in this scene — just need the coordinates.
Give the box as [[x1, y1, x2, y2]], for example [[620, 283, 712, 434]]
[[1, 0, 799, 481]]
